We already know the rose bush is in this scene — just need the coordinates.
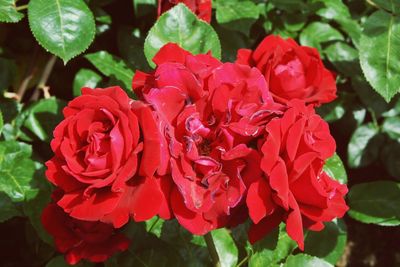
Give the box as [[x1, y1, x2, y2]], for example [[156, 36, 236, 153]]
[[236, 35, 337, 106], [157, 0, 212, 22]]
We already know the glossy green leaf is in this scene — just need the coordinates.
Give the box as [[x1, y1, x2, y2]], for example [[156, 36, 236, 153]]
[[382, 98, 400, 117], [325, 42, 359, 75], [348, 181, 400, 226], [347, 123, 384, 168], [359, 10, 400, 102], [28, 0, 96, 63], [22, 97, 66, 142], [85, 51, 134, 93], [304, 220, 347, 265], [382, 117, 400, 140], [215, 0, 259, 35], [0, 141, 37, 202], [323, 153, 348, 184], [118, 27, 150, 71], [0, 192, 21, 222], [300, 22, 344, 52], [144, 3, 221, 68], [370, 0, 400, 15], [0, 0, 24, 23], [284, 254, 333, 267], [211, 229, 238, 267], [317, 93, 353, 123], [73, 69, 102, 96]]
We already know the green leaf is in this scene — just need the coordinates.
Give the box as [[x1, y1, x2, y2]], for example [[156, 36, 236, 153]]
[[347, 123, 384, 168], [249, 224, 297, 267], [370, 0, 400, 15], [133, 0, 156, 18], [348, 181, 400, 226], [28, 0, 96, 63], [144, 3, 221, 68], [0, 110, 3, 135], [73, 69, 102, 96], [0, 141, 37, 202], [118, 27, 150, 71], [317, 92, 353, 123], [270, 0, 306, 12], [323, 153, 348, 184], [0, 0, 24, 23], [215, 0, 260, 36], [0, 192, 21, 222], [145, 217, 164, 238], [85, 51, 134, 93], [300, 22, 344, 52], [359, 10, 400, 102], [324, 42, 359, 75], [381, 140, 400, 179], [210, 229, 238, 267], [284, 254, 333, 267], [382, 117, 400, 141], [22, 97, 66, 142], [215, 25, 249, 62], [304, 220, 347, 265]]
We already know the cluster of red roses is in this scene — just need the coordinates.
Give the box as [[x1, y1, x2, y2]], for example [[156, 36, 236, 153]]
[[42, 35, 348, 264]]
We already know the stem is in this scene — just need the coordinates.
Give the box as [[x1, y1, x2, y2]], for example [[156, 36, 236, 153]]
[[236, 255, 250, 267], [16, 4, 28, 11], [31, 55, 57, 101], [16, 45, 40, 101], [204, 232, 221, 267]]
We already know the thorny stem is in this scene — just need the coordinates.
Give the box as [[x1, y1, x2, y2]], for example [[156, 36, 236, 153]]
[[204, 232, 221, 267], [16, 4, 28, 11], [31, 55, 57, 101]]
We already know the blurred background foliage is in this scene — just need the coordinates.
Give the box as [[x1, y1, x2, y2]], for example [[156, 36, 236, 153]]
[[0, 0, 400, 266]]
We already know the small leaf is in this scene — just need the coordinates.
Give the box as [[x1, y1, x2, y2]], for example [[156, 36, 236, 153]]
[[284, 254, 333, 267], [28, 0, 96, 63], [359, 10, 400, 102], [304, 220, 347, 265], [0, 0, 24, 23], [211, 229, 238, 267], [0, 141, 37, 202], [22, 97, 66, 142], [0, 192, 22, 222], [299, 22, 344, 52], [144, 3, 221, 68], [370, 0, 400, 15], [215, 0, 260, 36], [145, 217, 164, 238], [347, 123, 384, 168], [85, 51, 134, 93], [73, 69, 102, 96], [323, 153, 348, 184], [348, 181, 400, 226], [382, 117, 400, 141]]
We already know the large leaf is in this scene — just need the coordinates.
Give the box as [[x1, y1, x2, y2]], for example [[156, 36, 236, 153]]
[[323, 153, 348, 184], [359, 10, 400, 102], [215, 0, 260, 36], [347, 123, 384, 168], [304, 220, 347, 265], [144, 3, 221, 68], [0, 141, 37, 202], [299, 22, 344, 52], [0, 0, 24, 23], [28, 0, 96, 63], [210, 229, 238, 267], [381, 140, 400, 179], [85, 51, 134, 93], [382, 117, 400, 141], [348, 181, 400, 226], [73, 69, 102, 96], [283, 254, 333, 267], [324, 42, 359, 75]]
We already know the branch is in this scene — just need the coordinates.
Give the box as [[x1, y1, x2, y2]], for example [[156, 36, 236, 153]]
[[31, 55, 57, 101], [204, 232, 221, 267]]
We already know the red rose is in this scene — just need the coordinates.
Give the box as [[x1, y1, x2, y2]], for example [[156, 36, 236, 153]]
[[46, 86, 166, 228], [42, 195, 130, 265], [133, 43, 280, 235], [246, 100, 348, 249], [158, 0, 212, 22], [236, 35, 337, 106]]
